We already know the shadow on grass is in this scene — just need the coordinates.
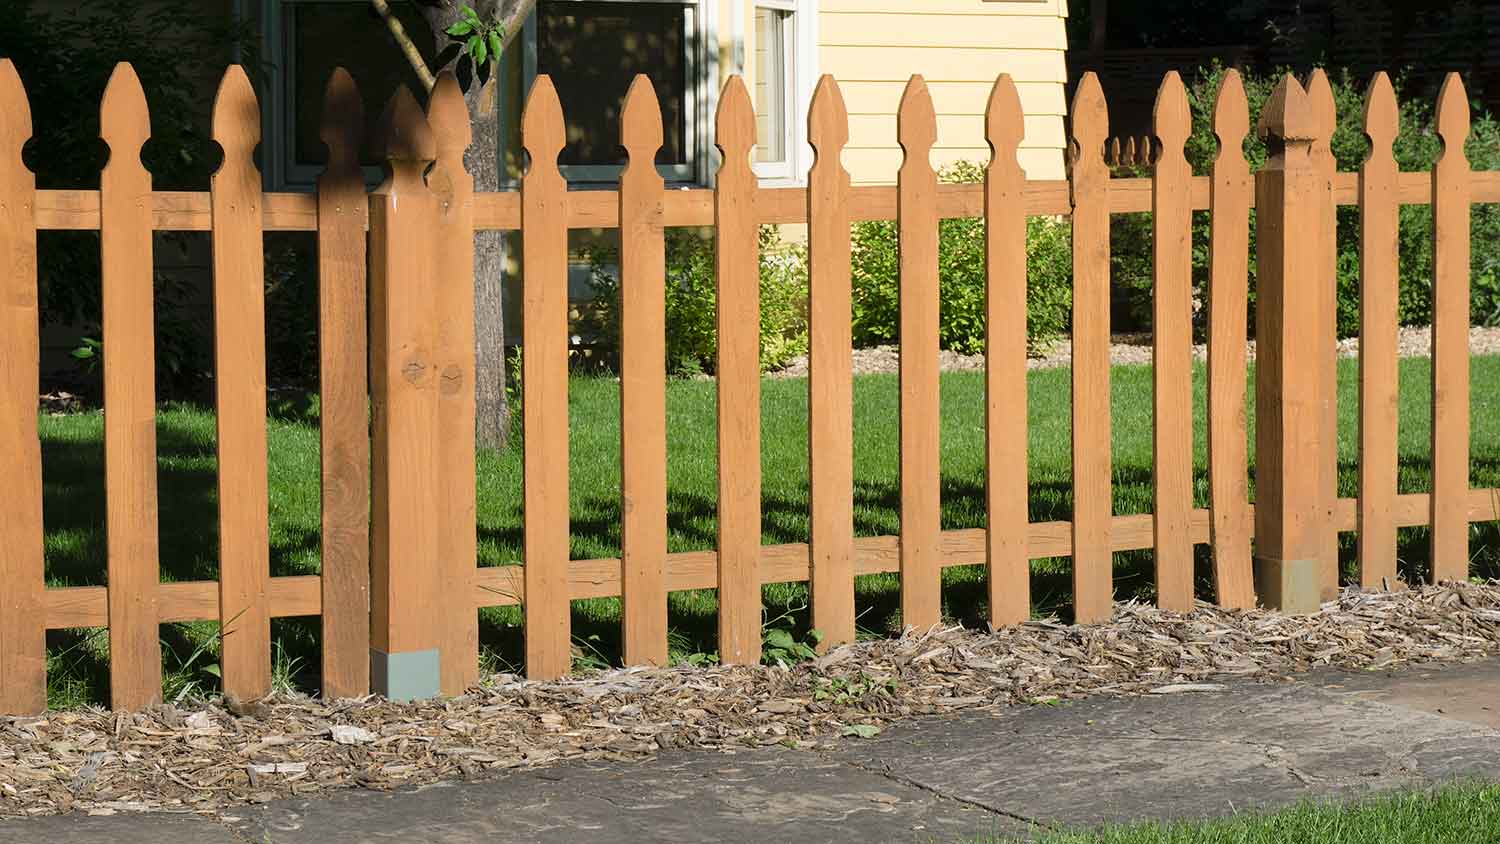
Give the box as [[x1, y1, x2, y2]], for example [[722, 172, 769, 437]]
[[39, 406, 1500, 705]]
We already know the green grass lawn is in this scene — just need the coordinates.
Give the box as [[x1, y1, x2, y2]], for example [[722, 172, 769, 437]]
[[969, 781, 1500, 844], [37, 356, 1500, 705]]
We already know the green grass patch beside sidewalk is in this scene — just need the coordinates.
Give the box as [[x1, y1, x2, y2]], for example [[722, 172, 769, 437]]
[[977, 780, 1500, 844]]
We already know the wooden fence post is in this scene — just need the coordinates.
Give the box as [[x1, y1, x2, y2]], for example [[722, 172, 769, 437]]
[[1356, 73, 1400, 590], [1430, 74, 1472, 583], [897, 76, 942, 632], [368, 86, 443, 700], [101, 63, 162, 709], [427, 72, 479, 694], [520, 77, 572, 681], [0, 59, 46, 715], [984, 75, 1030, 627], [1206, 70, 1256, 609], [317, 67, 372, 700], [1253, 76, 1325, 613], [211, 66, 272, 702], [714, 77, 763, 665], [1306, 70, 1341, 600], [1069, 73, 1114, 624], [807, 76, 856, 648], [619, 76, 669, 667], [1151, 71, 1194, 612]]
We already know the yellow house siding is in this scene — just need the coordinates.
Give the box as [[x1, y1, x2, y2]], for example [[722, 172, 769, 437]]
[[817, 0, 1069, 182]]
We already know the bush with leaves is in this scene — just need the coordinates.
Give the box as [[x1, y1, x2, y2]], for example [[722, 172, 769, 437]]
[[1, 0, 256, 393], [579, 227, 810, 376], [849, 162, 1072, 354], [1111, 64, 1500, 336]]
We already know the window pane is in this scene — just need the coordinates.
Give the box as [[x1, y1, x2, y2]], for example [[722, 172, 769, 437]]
[[754, 8, 788, 164], [289, 2, 436, 167], [537, 1, 689, 167]]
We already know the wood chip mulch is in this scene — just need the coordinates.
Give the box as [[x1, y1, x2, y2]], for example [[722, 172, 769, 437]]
[[5, 581, 1500, 820]]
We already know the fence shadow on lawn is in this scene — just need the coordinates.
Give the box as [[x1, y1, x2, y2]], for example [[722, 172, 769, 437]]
[[33, 399, 1500, 697]]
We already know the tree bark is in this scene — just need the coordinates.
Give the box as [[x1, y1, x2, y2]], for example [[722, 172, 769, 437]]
[[416, 0, 532, 450]]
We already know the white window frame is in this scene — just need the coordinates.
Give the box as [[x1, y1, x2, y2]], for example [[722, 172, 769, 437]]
[[740, 0, 816, 186], [519, 0, 718, 186]]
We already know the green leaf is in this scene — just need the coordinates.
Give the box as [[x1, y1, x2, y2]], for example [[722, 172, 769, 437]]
[[474, 37, 488, 66], [446, 21, 473, 36], [763, 629, 797, 650], [488, 30, 502, 61], [201, 664, 222, 678], [461, 4, 480, 23], [69, 346, 95, 360], [842, 724, 881, 739], [465, 34, 482, 59]]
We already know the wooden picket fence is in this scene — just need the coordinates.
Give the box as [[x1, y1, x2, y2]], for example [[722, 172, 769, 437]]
[[1, 57, 1497, 713]]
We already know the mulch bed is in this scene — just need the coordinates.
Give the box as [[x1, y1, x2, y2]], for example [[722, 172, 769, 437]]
[[4, 581, 1500, 820]]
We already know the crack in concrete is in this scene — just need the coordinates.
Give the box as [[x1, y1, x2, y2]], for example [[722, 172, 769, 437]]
[[840, 757, 1053, 832]]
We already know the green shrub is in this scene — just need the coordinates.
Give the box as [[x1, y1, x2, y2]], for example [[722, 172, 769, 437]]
[[1112, 64, 1500, 337], [579, 227, 810, 376], [850, 162, 1072, 354]]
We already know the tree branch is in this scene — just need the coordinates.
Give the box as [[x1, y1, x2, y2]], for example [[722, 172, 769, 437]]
[[371, 0, 438, 92], [494, 0, 537, 54]]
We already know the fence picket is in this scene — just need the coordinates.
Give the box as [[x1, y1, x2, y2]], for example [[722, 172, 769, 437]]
[[898, 76, 942, 632], [368, 87, 442, 699], [521, 77, 572, 679], [316, 68, 371, 699], [100, 64, 162, 709], [0, 59, 45, 714], [1206, 71, 1255, 608], [1069, 73, 1114, 623], [1357, 74, 1401, 590], [1151, 72, 1194, 612], [1254, 75, 1324, 613], [1431, 74, 1472, 583], [714, 77, 762, 665], [807, 76, 857, 647], [428, 73, 479, 693], [211, 66, 272, 701], [1306, 70, 1340, 599], [619, 76, 670, 667], [984, 75, 1030, 627]]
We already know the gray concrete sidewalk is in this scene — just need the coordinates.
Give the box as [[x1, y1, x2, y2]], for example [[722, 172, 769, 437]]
[[6, 660, 1500, 844]]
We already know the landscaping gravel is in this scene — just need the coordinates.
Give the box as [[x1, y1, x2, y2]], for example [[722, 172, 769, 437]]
[[771, 325, 1500, 378]]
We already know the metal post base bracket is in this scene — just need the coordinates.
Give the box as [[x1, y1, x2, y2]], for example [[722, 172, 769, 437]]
[[370, 648, 440, 701], [1254, 556, 1323, 615]]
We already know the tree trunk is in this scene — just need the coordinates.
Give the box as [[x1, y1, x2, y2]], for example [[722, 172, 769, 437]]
[[419, 0, 512, 450]]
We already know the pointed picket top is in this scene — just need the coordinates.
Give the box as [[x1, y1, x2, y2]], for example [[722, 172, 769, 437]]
[[897, 75, 937, 157], [985, 74, 1025, 166], [1435, 72, 1470, 161], [427, 71, 470, 171], [808, 74, 849, 166], [377, 84, 435, 171], [320, 67, 364, 180], [1363, 72, 1398, 160], [0, 59, 31, 164], [522, 75, 565, 175], [1257, 74, 1316, 146], [100, 63, 150, 175], [212, 65, 261, 166], [1153, 71, 1190, 160], [621, 75, 664, 172], [1212, 70, 1249, 163], [1070, 72, 1108, 166], [715, 75, 755, 179], [1305, 68, 1335, 158]]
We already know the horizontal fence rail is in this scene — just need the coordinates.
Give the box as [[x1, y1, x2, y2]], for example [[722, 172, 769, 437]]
[[2, 56, 1498, 711]]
